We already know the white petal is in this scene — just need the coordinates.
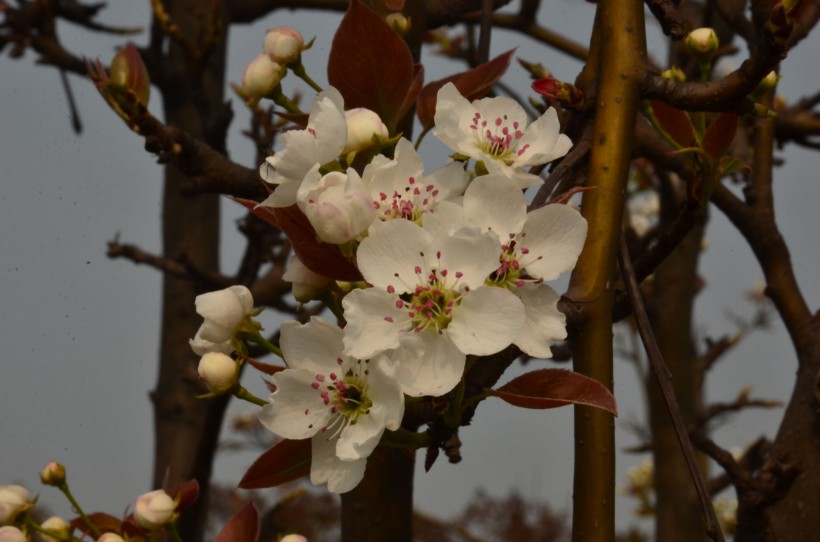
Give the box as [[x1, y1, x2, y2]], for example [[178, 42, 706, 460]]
[[463, 174, 527, 241], [367, 355, 405, 430], [336, 414, 385, 461], [448, 287, 525, 355], [521, 204, 588, 281], [342, 288, 407, 359], [424, 161, 468, 200], [513, 283, 567, 358], [258, 179, 300, 208], [432, 83, 478, 156], [483, 159, 544, 190], [259, 370, 331, 440], [471, 95, 528, 137], [513, 107, 572, 167], [279, 318, 345, 373], [392, 335, 465, 397], [434, 227, 500, 291], [356, 220, 431, 292], [309, 87, 348, 164], [310, 434, 367, 493], [189, 329, 232, 356], [422, 200, 465, 238]]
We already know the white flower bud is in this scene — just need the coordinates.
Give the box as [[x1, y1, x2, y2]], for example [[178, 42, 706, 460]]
[[343, 108, 388, 154], [264, 27, 305, 65], [282, 255, 331, 302], [0, 485, 31, 525], [686, 27, 719, 57], [97, 533, 126, 542], [198, 352, 239, 393], [297, 168, 376, 245], [0, 526, 26, 542], [385, 12, 410, 35], [193, 285, 254, 345], [133, 489, 176, 530], [41, 516, 70, 542], [242, 54, 285, 103], [39, 461, 66, 487], [281, 535, 308, 542]]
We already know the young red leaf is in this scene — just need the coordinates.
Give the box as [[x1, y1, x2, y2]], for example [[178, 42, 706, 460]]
[[702, 112, 739, 159], [169, 479, 199, 512], [328, 0, 418, 131], [488, 368, 617, 415], [234, 198, 363, 282], [69, 513, 121, 536], [647, 100, 696, 148], [416, 49, 515, 129], [239, 439, 311, 489], [238, 353, 285, 376], [215, 501, 260, 542]]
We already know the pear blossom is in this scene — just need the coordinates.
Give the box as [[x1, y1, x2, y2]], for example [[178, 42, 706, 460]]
[[460, 175, 587, 357], [0, 526, 25, 542], [133, 489, 176, 530], [258, 317, 404, 492], [627, 190, 660, 237], [242, 54, 285, 104], [97, 534, 126, 542], [39, 461, 66, 486], [363, 138, 468, 224], [259, 87, 347, 206], [433, 82, 572, 188], [0, 485, 31, 525], [189, 285, 254, 355], [198, 352, 239, 393], [296, 165, 376, 244], [264, 27, 305, 65], [343, 108, 388, 155], [40, 516, 70, 542], [282, 254, 332, 302], [342, 219, 526, 396]]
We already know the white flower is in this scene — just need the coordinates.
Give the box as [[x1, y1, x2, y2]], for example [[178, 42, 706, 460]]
[[282, 254, 331, 302], [189, 285, 254, 355], [0, 526, 26, 542], [342, 219, 526, 396], [259, 88, 348, 206], [97, 533, 126, 542], [363, 138, 467, 224], [264, 27, 305, 65], [628, 191, 659, 237], [343, 108, 388, 155], [433, 82, 572, 188], [41, 516, 70, 542], [198, 352, 239, 393], [258, 317, 405, 492], [134, 489, 176, 530], [296, 165, 376, 244], [460, 175, 587, 357], [0, 485, 31, 525]]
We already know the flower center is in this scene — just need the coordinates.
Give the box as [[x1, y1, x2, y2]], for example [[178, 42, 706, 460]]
[[308, 359, 373, 437], [373, 176, 441, 223], [470, 112, 530, 165], [487, 234, 540, 289]]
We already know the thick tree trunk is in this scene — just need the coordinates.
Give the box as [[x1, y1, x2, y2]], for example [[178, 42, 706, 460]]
[[150, 2, 230, 540]]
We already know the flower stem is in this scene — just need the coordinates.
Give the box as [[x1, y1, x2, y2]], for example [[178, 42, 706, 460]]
[[271, 87, 304, 115], [247, 331, 283, 358], [291, 62, 323, 93], [167, 522, 185, 542], [381, 428, 429, 449], [58, 482, 100, 539], [234, 385, 268, 407]]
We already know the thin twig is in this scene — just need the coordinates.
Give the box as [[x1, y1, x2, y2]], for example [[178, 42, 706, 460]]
[[618, 234, 725, 542]]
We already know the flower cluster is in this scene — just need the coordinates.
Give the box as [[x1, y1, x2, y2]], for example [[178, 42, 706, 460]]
[[191, 79, 587, 493]]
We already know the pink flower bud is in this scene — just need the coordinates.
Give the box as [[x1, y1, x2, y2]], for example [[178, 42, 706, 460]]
[[532, 77, 584, 109], [0, 485, 32, 525], [41, 516, 70, 542], [264, 27, 305, 65], [39, 461, 66, 487], [198, 352, 239, 393], [97, 534, 126, 542], [134, 489, 176, 530], [242, 54, 285, 104], [110, 42, 151, 107], [0, 526, 26, 542], [343, 108, 388, 154]]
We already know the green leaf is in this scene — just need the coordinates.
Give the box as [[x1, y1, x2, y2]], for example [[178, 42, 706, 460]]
[[416, 49, 515, 130], [488, 368, 617, 415], [239, 439, 311, 489]]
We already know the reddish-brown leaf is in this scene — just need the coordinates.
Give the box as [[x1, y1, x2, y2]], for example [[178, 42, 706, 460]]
[[69, 513, 122, 536], [239, 439, 311, 489], [215, 501, 260, 542], [416, 49, 515, 129], [234, 198, 362, 282], [648, 100, 696, 148], [328, 0, 418, 131], [702, 112, 739, 159], [239, 353, 285, 376], [169, 479, 199, 511], [488, 368, 618, 415]]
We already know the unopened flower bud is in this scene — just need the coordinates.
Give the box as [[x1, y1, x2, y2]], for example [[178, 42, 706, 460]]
[[97, 533, 126, 542], [110, 42, 151, 107], [242, 54, 285, 105], [39, 462, 66, 487], [41, 516, 70, 542], [343, 108, 388, 154], [280, 535, 308, 542], [134, 489, 176, 530], [532, 77, 584, 109], [297, 168, 376, 245], [264, 27, 305, 65], [194, 286, 255, 345], [0, 485, 32, 525], [198, 352, 239, 393], [0, 526, 26, 542], [685, 27, 719, 58], [660, 66, 686, 82], [754, 70, 780, 96], [282, 255, 331, 302], [385, 12, 410, 35]]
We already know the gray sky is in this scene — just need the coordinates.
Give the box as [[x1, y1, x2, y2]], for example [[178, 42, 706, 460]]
[[2, 0, 819, 536]]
